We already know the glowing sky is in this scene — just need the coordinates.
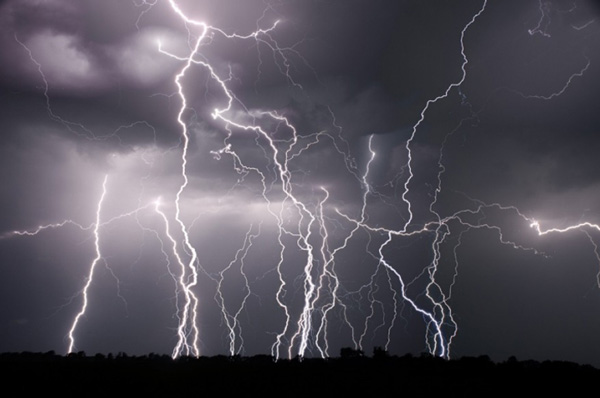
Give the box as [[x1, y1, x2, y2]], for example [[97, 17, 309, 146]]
[[1, 0, 600, 365]]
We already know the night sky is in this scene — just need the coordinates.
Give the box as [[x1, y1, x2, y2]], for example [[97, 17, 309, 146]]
[[2, 0, 600, 366]]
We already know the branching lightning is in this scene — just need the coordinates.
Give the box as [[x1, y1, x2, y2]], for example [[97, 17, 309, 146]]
[[4, 0, 599, 362], [67, 175, 108, 353], [156, 0, 370, 359], [215, 223, 261, 356]]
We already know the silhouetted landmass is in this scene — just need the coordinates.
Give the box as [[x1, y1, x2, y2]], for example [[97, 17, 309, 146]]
[[1, 349, 598, 395]]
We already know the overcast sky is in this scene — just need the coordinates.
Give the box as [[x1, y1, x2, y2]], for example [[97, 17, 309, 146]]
[[1, 0, 600, 365]]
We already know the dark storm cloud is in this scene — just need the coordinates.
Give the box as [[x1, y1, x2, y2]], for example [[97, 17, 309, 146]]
[[0, 0, 191, 154]]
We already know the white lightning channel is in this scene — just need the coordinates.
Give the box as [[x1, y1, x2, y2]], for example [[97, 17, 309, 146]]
[[215, 224, 261, 356], [159, 0, 343, 360], [400, 0, 488, 232], [67, 175, 108, 353]]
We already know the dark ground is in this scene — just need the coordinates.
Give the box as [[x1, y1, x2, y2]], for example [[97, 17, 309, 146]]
[[1, 349, 598, 396]]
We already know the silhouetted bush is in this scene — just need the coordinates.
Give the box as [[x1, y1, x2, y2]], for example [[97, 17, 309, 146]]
[[339, 347, 364, 358]]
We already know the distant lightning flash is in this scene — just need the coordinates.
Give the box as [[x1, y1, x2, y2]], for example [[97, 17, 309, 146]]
[[529, 0, 553, 37], [151, 197, 201, 358], [67, 175, 108, 353], [515, 55, 591, 100]]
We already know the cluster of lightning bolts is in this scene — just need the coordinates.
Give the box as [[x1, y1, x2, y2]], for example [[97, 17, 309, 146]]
[[6, 0, 599, 360]]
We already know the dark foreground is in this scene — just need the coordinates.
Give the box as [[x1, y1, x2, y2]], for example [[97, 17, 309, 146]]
[[1, 350, 598, 396]]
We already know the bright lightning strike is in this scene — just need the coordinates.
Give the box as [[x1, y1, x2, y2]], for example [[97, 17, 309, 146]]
[[157, 0, 360, 360], [3, 0, 599, 364], [67, 175, 108, 353]]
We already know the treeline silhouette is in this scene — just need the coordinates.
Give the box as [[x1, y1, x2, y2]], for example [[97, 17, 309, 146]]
[[1, 348, 598, 395]]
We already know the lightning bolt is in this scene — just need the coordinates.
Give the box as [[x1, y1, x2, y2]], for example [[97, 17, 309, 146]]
[[67, 175, 108, 353], [157, 0, 364, 360], [6, 0, 599, 362], [215, 223, 261, 356], [152, 0, 598, 360], [514, 55, 591, 100], [529, 0, 553, 37]]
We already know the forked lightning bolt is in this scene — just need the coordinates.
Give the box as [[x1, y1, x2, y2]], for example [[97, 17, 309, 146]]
[[215, 224, 261, 356], [67, 175, 108, 353], [5, 0, 598, 361], [334, 0, 597, 359], [157, 0, 367, 359]]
